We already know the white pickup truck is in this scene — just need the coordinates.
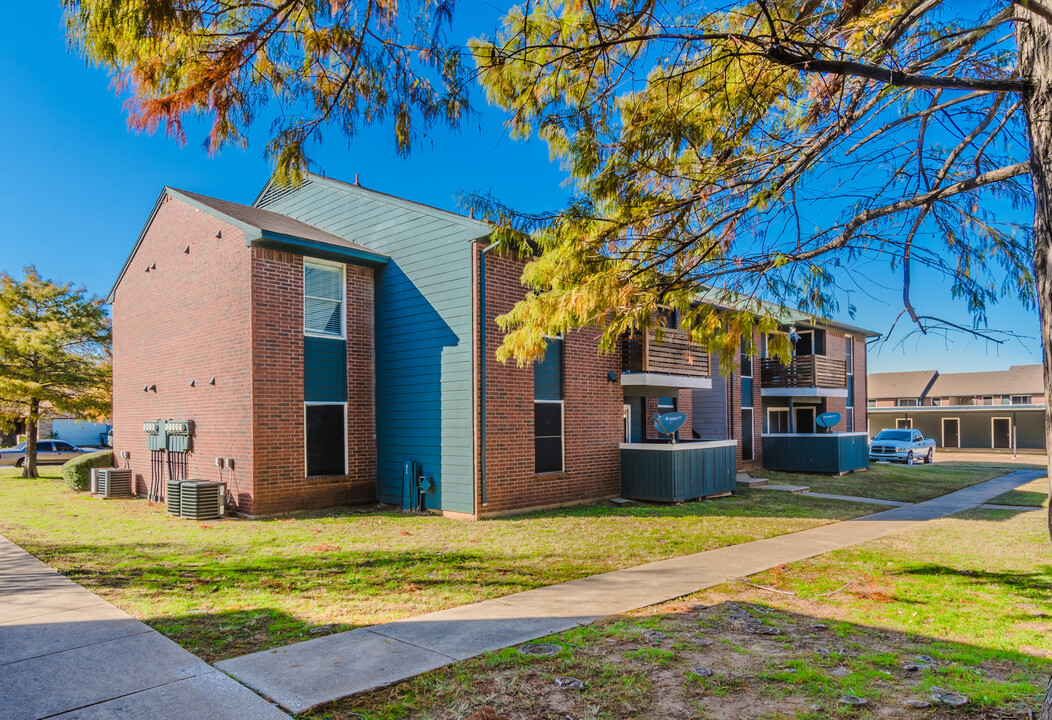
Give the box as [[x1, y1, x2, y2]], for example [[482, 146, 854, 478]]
[[869, 429, 936, 465]]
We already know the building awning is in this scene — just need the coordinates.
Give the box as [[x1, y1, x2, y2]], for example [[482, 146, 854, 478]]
[[621, 373, 712, 397]]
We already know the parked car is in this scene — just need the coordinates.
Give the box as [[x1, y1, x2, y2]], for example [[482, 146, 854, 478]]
[[869, 429, 936, 465], [0, 440, 91, 467]]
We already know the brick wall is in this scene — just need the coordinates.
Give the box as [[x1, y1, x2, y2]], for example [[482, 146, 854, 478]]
[[728, 331, 763, 470], [249, 250, 376, 515], [477, 248, 623, 516], [643, 391, 694, 441], [853, 335, 868, 431], [112, 194, 255, 501], [112, 194, 377, 517], [825, 330, 849, 431]]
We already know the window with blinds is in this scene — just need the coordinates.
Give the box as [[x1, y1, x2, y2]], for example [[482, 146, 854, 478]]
[[304, 261, 344, 337]]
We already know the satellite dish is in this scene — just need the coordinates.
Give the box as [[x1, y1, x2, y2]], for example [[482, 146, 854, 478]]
[[654, 412, 688, 439], [816, 412, 842, 429]]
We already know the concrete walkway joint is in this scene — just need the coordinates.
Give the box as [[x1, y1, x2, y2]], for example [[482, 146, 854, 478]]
[[0, 536, 290, 720], [216, 469, 1045, 714]]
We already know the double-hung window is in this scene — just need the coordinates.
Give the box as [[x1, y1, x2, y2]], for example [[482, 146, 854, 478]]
[[534, 337, 564, 473], [304, 261, 345, 337], [303, 260, 347, 476]]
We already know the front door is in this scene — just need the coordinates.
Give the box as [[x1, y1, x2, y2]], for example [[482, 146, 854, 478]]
[[794, 406, 815, 434], [896, 418, 913, 429], [942, 418, 960, 448], [992, 418, 1011, 449]]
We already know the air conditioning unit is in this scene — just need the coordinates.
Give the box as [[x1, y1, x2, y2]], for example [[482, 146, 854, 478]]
[[179, 481, 226, 520], [97, 469, 133, 499], [166, 480, 184, 515]]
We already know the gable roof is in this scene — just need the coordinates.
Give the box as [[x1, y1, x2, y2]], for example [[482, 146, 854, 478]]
[[696, 287, 881, 339], [928, 364, 1044, 397], [108, 187, 389, 302], [867, 370, 939, 399], [255, 173, 492, 236]]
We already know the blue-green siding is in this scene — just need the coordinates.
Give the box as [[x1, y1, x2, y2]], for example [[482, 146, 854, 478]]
[[304, 336, 347, 402], [257, 177, 489, 514], [761, 434, 869, 473]]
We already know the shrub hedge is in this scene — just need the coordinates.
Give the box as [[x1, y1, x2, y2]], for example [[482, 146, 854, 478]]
[[62, 450, 114, 491]]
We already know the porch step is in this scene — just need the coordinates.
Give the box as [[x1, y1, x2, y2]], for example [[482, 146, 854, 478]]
[[758, 483, 810, 494], [736, 477, 769, 488]]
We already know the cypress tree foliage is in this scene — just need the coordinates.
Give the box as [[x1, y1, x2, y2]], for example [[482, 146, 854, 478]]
[[61, 4, 1052, 710], [61, 0, 471, 182], [0, 268, 111, 479]]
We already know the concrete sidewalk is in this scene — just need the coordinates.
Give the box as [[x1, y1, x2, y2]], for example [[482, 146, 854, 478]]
[[0, 535, 290, 720], [217, 468, 1045, 714]]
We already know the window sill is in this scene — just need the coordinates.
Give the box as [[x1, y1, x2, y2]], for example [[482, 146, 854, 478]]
[[535, 470, 567, 478]]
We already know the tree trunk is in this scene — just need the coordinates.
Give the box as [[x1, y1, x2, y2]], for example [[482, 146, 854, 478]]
[[1016, 7, 1052, 719], [23, 399, 38, 479]]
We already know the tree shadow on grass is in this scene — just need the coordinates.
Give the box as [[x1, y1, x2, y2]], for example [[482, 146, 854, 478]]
[[503, 490, 890, 522], [900, 564, 1052, 604], [144, 607, 333, 663]]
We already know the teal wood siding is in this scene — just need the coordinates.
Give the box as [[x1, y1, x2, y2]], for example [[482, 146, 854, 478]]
[[304, 336, 347, 402], [257, 177, 488, 514], [620, 444, 737, 501], [761, 434, 869, 473]]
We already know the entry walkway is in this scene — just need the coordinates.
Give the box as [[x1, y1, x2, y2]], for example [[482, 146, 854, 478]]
[[217, 469, 1045, 714], [0, 535, 290, 720]]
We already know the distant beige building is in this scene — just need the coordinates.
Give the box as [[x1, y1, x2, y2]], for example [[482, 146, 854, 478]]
[[867, 365, 1046, 452]]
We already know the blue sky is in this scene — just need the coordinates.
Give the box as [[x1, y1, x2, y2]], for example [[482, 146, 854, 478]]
[[0, 0, 1041, 375]]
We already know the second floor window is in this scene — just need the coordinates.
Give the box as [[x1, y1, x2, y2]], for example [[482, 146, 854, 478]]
[[304, 261, 344, 337]]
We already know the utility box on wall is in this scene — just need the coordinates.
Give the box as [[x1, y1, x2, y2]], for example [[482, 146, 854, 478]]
[[165, 420, 193, 452], [144, 420, 165, 451]]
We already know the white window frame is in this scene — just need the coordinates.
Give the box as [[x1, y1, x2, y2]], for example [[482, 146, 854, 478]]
[[767, 408, 789, 434], [931, 397, 942, 406], [896, 417, 913, 429], [304, 259, 346, 339], [981, 395, 995, 406], [1010, 395, 1030, 405], [534, 399, 565, 474], [304, 401, 348, 477], [991, 416, 1012, 449], [942, 417, 960, 448], [895, 398, 920, 407]]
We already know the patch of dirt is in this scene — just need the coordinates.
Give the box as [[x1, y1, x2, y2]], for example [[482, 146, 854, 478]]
[[324, 598, 1050, 720]]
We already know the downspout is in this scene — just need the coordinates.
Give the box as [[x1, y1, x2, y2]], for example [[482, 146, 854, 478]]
[[479, 242, 499, 507]]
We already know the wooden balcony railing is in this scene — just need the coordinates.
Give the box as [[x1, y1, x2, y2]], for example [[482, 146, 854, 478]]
[[760, 355, 847, 389], [622, 330, 710, 377]]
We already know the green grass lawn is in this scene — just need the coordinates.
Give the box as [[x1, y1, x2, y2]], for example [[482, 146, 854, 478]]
[[989, 475, 1050, 507], [754, 462, 1009, 502], [320, 491, 1052, 720], [0, 467, 883, 662]]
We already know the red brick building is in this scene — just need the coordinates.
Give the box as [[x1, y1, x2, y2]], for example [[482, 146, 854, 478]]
[[110, 175, 875, 518]]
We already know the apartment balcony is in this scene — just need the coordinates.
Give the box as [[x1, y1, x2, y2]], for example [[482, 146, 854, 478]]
[[759, 355, 848, 397], [621, 330, 712, 396]]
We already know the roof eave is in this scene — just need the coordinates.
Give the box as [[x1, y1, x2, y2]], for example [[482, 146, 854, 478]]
[[250, 232, 389, 267]]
